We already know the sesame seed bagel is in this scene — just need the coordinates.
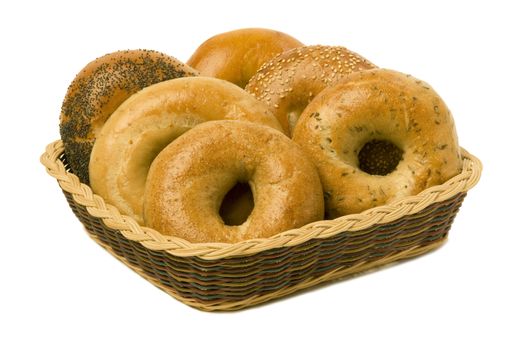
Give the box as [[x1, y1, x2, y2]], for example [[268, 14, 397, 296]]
[[90, 77, 283, 224], [144, 120, 324, 244], [187, 28, 302, 88], [60, 49, 198, 184], [245, 45, 376, 136], [292, 69, 463, 218]]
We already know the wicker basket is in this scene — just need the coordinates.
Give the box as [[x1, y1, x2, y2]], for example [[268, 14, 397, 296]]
[[41, 140, 481, 311]]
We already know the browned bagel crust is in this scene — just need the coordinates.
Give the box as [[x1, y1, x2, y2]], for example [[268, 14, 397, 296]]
[[144, 121, 324, 244], [245, 45, 376, 136], [59, 49, 198, 184], [89, 77, 283, 225], [292, 69, 463, 218], [187, 28, 302, 88]]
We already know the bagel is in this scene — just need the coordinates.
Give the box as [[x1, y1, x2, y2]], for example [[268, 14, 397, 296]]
[[60, 49, 197, 184], [90, 77, 283, 224], [144, 120, 324, 244], [187, 28, 302, 88], [245, 45, 376, 136], [292, 69, 463, 218]]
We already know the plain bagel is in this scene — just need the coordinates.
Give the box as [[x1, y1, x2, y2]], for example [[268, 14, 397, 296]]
[[59, 49, 197, 184], [89, 77, 283, 224], [144, 120, 324, 243], [292, 69, 463, 218], [187, 28, 303, 88]]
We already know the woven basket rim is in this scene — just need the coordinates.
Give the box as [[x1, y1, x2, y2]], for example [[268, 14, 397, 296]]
[[41, 139, 482, 260]]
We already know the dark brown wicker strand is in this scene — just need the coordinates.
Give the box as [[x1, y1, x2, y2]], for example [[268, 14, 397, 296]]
[[62, 186, 465, 307]]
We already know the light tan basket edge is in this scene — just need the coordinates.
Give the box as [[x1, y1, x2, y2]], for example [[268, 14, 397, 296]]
[[41, 140, 481, 260], [87, 226, 447, 311]]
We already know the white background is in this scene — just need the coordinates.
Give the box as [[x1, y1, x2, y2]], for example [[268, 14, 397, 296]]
[[1, 1, 525, 349]]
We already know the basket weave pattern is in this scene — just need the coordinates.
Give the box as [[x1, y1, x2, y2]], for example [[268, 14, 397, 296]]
[[41, 140, 481, 311]]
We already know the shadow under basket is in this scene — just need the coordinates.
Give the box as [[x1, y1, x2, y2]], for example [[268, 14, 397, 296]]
[[41, 140, 481, 311]]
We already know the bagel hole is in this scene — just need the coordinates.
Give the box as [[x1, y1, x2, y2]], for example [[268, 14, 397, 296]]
[[219, 182, 254, 226], [358, 139, 403, 175]]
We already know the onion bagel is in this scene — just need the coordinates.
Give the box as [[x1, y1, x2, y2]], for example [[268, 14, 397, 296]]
[[292, 69, 463, 218]]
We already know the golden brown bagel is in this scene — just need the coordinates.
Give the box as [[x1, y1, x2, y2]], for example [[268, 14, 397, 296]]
[[60, 49, 197, 184], [144, 120, 324, 244], [292, 69, 463, 218], [90, 77, 283, 224], [246, 45, 376, 136], [187, 28, 302, 88]]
